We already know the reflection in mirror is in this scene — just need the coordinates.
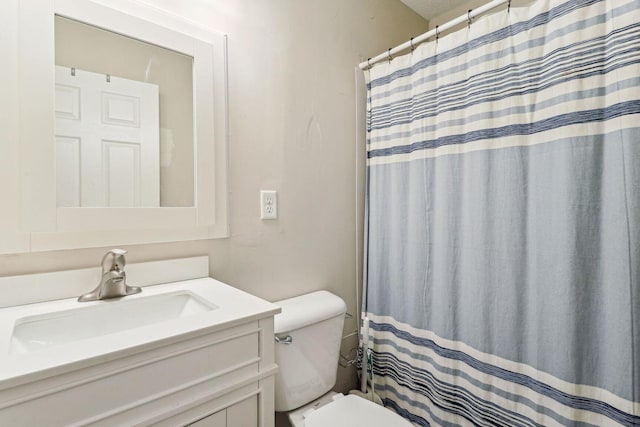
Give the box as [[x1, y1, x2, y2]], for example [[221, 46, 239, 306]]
[[54, 16, 194, 207]]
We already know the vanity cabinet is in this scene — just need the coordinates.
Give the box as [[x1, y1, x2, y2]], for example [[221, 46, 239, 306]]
[[143, 320, 275, 427], [0, 275, 279, 427], [1, 317, 276, 427]]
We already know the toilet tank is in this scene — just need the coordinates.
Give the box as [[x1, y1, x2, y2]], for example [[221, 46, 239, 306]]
[[273, 291, 347, 412]]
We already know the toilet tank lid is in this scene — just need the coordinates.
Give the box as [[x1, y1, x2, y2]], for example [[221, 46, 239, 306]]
[[274, 291, 347, 334]]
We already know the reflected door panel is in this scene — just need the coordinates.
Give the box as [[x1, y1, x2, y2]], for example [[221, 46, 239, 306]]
[[55, 66, 160, 207], [55, 136, 81, 207]]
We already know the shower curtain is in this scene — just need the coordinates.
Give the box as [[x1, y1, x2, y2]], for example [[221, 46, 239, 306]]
[[363, 0, 640, 425]]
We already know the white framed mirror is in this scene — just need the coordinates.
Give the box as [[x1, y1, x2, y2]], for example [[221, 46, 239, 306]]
[[15, 0, 228, 252]]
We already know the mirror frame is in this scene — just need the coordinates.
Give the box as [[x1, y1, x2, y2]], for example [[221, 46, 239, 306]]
[[16, 0, 229, 252]]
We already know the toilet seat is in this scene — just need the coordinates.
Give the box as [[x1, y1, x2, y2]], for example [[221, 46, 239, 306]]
[[304, 394, 412, 427]]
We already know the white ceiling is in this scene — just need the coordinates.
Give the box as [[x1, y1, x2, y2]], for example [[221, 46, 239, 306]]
[[400, 0, 473, 21]]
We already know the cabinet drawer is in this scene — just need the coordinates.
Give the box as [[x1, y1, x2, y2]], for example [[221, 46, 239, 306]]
[[1, 324, 261, 426]]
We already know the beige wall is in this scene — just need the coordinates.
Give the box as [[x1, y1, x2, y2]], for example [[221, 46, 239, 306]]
[[429, 0, 491, 28], [0, 0, 428, 408], [427, 0, 516, 36], [200, 0, 427, 396]]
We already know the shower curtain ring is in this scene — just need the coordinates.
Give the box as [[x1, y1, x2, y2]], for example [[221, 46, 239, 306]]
[[387, 48, 393, 63], [435, 26, 440, 42], [468, 9, 473, 28], [367, 58, 372, 69], [508, 0, 511, 13], [410, 37, 415, 53]]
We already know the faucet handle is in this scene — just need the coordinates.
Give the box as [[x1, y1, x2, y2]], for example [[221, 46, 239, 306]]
[[101, 249, 127, 272]]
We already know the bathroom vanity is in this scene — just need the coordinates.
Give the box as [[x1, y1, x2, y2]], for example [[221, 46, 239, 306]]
[[2, 0, 273, 422], [0, 257, 280, 426]]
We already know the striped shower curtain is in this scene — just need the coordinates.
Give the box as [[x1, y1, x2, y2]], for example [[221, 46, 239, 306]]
[[363, 0, 640, 425]]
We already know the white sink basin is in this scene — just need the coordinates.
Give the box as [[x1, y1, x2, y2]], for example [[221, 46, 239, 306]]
[[10, 291, 217, 354], [0, 277, 280, 386]]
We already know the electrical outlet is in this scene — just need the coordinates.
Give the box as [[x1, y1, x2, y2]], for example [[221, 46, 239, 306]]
[[260, 190, 277, 219]]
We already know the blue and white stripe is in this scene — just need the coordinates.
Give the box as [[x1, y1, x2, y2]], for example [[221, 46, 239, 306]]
[[366, 315, 640, 426], [366, 0, 640, 166]]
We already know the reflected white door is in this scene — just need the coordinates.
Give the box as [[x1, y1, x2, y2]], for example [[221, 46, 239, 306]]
[[55, 66, 160, 207]]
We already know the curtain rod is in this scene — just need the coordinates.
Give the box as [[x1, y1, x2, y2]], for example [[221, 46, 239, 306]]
[[359, 0, 510, 70]]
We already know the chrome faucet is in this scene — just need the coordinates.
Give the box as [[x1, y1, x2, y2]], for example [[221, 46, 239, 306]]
[[77, 249, 142, 302]]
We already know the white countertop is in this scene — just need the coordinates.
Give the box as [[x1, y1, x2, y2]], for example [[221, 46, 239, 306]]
[[0, 278, 280, 389]]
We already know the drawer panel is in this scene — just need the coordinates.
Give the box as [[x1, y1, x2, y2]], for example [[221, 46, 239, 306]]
[[0, 326, 260, 426]]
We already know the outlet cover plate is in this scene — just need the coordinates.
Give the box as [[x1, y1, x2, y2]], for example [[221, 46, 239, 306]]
[[260, 190, 277, 220]]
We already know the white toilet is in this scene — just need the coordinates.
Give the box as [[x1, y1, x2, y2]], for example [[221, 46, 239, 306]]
[[274, 291, 412, 427]]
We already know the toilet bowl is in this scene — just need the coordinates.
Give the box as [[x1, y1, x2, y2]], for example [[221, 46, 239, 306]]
[[273, 291, 412, 427]]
